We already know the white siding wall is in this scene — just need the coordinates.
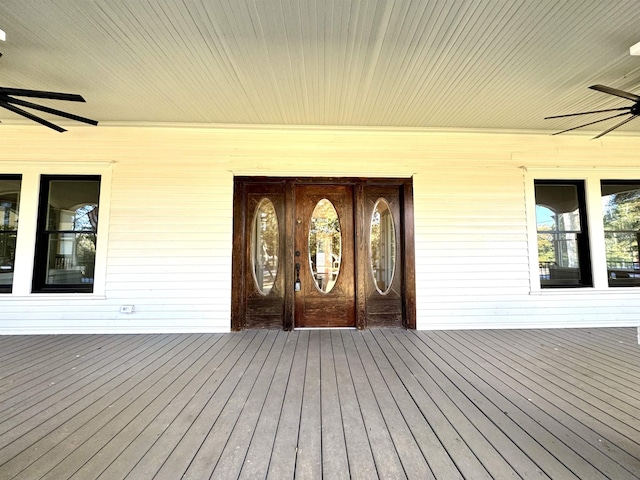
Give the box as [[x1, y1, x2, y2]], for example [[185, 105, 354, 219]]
[[1, 125, 640, 333]]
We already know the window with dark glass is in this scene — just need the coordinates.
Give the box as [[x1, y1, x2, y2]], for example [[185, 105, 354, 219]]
[[601, 181, 640, 287], [535, 181, 592, 287], [0, 175, 21, 293], [33, 175, 100, 292]]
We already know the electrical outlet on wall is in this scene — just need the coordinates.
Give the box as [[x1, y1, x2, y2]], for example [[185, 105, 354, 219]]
[[119, 305, 135, 314]]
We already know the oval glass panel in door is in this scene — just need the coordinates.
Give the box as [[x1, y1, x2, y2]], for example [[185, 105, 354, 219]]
[[251, 198, 279, 295], [370, 198, 396, 294], [309, 199, 341, 293]]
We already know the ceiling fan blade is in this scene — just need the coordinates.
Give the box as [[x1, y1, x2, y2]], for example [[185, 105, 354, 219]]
[[589, 85, 640, 102], [551, 112, 630, 136], [545, 106, 632, 119], [592, 114, 639, 139], [0, 100, 66, 132], [0, 87, 85, 102], [4, 96, 98, 125]]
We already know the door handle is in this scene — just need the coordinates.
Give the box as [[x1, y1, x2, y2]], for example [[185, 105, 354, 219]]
[[294, 262, 301, 291]]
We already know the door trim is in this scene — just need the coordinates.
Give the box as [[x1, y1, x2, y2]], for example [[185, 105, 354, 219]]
[[231, 177, 416, 330]]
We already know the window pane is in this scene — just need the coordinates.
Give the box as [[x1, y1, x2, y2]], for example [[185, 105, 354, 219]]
[[34, 176, 100, 292], [0, 176, 21, 291], [370, 199, 396, 294], [601, 182, 640, 286], [47, 180, 100, 232], [0, 178, 20, 230], [537, 233, 581, 285], [309, 199, 341, 293], [535, 182, 591, 287], [45, 233, 96, 285], [252, 199, 279, 295], [535, 184, 581, 232]]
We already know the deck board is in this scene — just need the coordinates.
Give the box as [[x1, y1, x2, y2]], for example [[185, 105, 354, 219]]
[[434, 330, 640, 480], [476, 330, 640, 442], [8, 334, 207, 480], [356, 331, 435, 479], [44, 334, 227, 480], [373, 329, 475, 480], [183, 331, 285, 479], [75, 332, 242, 480], [266, 331, 309, 480], [502, 329, 640, 403], [0, 327, 639, 479], [0, 335, 86, 370], [211, 331, 290, 479], [461, 329, 640, 474], [0, 335, 120, 398], [329, 331, 378, 480], [123, 330, 264, 479], [530, 329, 640, 388], [319, 331, 349, 480], [294, 330, 322, 479], [0, 335, 156, 416], [423, 330, 595, 479], [390, 330, 522, 479], [239, 331, 299, 479], [0, 334, 180, 464], [469, 330, 640, 467], [340, 330, 406, 479]]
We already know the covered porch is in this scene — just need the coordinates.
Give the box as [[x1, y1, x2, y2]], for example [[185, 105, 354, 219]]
[[1, 327, 639, 479]]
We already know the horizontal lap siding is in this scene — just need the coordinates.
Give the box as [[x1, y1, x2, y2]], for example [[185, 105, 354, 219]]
[[107, 153, 233, 331], [2, 126, 640, 332], [413, 139, 640, 329], [415, 165, 532, 329], [0, 128, 234, 333]]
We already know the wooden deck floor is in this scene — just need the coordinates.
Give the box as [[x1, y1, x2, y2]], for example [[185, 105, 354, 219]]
[[0, 328, 639, 479]]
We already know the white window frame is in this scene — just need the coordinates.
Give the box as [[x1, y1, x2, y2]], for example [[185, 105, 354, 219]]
[[1, 162, 112, 298], [525, 167, 640, 293]]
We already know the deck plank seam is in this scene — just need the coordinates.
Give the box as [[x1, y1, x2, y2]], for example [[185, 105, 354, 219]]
[[465, 330, 640, 457], [0, 334, 200, 479], [92, 332, 250, 480], [435, 329, 640, 479]]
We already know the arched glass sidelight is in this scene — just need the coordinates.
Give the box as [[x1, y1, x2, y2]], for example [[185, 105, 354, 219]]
[[309, 199, 341, 293], [251, 198, 279, 294], [370, 198, 396, 294]]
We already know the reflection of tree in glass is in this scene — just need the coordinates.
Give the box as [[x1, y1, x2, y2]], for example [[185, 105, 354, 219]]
[[370, 210, 380, 267], [73, 204, 99, 231], [537, 234, 555, 263], [535, 205, 578, 264], [603, 189, 640, 266], [309, 200, 340, 262], [71, 204, 99, 280], [603, 189, 640, 230], [260, 202, 278, 261], [76, 233, 97, 279]]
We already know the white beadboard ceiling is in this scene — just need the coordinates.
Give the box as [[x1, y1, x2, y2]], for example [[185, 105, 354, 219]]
[[1, 0, 640, 134]]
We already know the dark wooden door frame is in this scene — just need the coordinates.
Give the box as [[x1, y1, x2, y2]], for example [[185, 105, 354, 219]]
[[231, 176, 416, 330]]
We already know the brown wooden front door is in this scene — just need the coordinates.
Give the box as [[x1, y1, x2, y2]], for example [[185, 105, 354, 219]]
[[231, 177, 416, 331], [294, 184, 356, 328]]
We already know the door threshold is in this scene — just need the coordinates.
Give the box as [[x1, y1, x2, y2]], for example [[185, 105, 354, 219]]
[[294, 327, 357, 330]]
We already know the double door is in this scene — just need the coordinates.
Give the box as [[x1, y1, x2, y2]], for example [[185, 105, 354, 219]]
[[232, 177, 415, 330]]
